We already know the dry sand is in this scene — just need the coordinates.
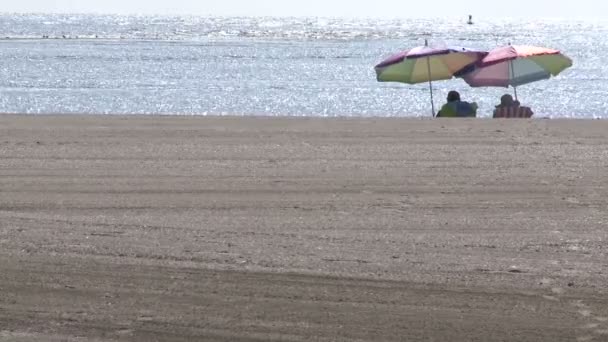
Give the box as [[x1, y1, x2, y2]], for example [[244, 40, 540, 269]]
[[0, 114, 607, 341]]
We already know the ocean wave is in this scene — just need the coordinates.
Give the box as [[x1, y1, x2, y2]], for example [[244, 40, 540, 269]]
[[1, 13, 606, 42]]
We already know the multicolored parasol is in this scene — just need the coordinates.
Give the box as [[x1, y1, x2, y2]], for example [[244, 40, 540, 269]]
[[459, 45, 572, 100], [375, 40, 485, 116]]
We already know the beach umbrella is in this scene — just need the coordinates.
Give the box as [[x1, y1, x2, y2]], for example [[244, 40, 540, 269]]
[[374, 40, 486, 117], [459, 45, 572, 100]]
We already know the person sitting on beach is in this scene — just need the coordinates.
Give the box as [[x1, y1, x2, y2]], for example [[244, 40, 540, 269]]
[[493, 94, 534, 118], [436, 91, 478, 118]]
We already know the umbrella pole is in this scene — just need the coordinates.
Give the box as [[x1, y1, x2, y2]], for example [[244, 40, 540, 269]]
[[427, 56, 435, 117], [510, 60, 518, 101]]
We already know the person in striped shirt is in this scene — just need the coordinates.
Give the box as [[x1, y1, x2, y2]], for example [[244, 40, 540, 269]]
[[493, 94, 534, 118]]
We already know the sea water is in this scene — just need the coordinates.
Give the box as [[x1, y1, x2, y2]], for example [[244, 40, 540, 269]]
[[0, 14, 605, 117]]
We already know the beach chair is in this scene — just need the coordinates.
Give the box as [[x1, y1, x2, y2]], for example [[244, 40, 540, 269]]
[[493, 106, 534, 118]]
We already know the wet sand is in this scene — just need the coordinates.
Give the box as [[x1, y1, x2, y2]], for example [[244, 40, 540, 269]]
[[1, 114, 607, 341]]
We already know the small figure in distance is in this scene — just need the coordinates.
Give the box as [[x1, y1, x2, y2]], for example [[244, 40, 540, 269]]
[[493, 94, 534, 118], [436, 90, 478, 118]]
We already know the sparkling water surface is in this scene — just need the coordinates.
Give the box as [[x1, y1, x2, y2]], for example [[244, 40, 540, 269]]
[[0, 14, 605, 117]]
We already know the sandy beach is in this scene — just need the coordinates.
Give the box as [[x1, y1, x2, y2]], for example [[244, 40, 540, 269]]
[[0, 114, 607, 341]]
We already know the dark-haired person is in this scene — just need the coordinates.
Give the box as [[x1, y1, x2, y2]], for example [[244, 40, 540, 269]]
[[493, 94, 534, 118], [436, 91, 478, 117]]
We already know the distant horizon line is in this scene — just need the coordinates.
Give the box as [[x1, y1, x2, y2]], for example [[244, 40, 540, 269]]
[[0, 11, 605, 21]]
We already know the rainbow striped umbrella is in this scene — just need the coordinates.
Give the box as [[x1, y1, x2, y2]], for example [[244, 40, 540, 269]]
[[375, 40, 485, 117], [460, 45, 572, 99]]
